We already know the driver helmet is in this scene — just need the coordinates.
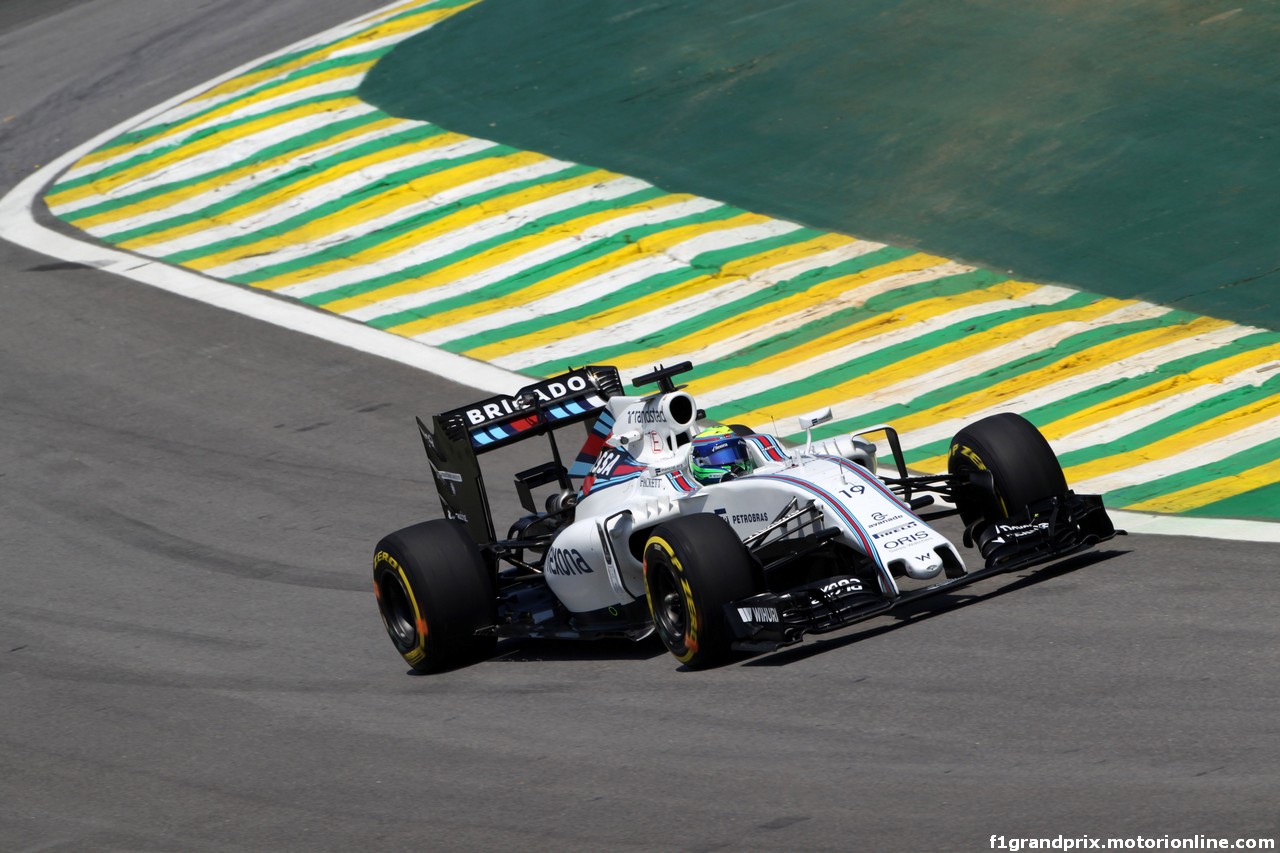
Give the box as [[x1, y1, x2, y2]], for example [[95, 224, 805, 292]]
[[690, 426, 755, 484]]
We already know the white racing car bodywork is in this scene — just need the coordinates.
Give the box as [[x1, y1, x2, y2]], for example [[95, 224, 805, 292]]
[[544, 403, 961, 615], [374, 362, 1119, 671]]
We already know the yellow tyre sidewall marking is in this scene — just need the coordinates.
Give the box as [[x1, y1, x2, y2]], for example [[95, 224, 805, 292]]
[[948, 443, 1010, 518], [374, 550, 429, 666], [643, 535, 700, 663]]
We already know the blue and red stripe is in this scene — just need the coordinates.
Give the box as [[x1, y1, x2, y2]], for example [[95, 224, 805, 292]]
[[755, 472, 894, 591], [818, 455, 914, 514], [666, 470, 697, 492], [746, 434, 788, 462]]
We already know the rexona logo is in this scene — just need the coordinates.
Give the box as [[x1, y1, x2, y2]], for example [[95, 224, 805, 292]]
[[546, 547, 594, 576], [463, 374, 591, 425]]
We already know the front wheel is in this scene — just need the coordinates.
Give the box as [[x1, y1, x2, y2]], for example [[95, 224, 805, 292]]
[[643, 514, 758, 668], [948, 412, 1068, 527], [373, 519, 496, 673]]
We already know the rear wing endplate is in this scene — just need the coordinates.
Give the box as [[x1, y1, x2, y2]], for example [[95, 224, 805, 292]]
[[418, 366, 623, 546], [418, 415, 495, 546]]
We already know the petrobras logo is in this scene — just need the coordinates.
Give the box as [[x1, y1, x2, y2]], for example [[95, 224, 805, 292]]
[[463, 374, 591, 426]]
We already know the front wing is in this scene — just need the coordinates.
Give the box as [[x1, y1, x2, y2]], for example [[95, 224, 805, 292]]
[[726, 490, 1122, 651]]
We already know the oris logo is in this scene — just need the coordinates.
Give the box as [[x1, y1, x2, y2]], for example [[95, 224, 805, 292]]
[[882, 531, 932, 550]]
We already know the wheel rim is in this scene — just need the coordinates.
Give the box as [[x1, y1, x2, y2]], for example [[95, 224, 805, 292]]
[[650, 560, 688, 646], [377, 572, 418, 650]]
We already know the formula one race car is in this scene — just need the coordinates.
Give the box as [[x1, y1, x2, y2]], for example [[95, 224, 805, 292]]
[[373, 362, 1119, 671]]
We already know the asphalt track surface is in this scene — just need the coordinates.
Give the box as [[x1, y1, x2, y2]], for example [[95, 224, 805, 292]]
[[1, 2, 1276, 851]]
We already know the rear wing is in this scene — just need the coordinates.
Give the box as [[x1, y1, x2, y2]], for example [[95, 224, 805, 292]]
[[436, 366, 623, 452], [418, 366, 623, 545]]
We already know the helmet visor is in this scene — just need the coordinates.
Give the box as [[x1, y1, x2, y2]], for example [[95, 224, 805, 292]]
[[696, 440, 748, 467]]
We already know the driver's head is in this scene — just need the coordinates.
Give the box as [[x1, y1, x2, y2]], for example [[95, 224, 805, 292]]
[[690, 426, 755, 485]]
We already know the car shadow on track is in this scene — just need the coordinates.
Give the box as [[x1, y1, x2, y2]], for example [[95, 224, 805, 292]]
[[402, 638, 666, 674], [739, 547, 1130, 668], [487, 635, 669, 664]]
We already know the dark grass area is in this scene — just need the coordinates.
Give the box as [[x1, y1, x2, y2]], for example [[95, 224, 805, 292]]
[[361, 0, 1280, 329]]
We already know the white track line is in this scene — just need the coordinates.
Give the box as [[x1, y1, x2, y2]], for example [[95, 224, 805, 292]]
[[88, 120, 422, 238], [1073, 414, 1280, 495], [494, 240, 887, 371], [695, 282, 1075, 409], [266, 174, 653, 296], [60, 75, 371, 185], [337, 196, 726, 320], [132, 136, 495, 258], [412, 220, 804, 345]]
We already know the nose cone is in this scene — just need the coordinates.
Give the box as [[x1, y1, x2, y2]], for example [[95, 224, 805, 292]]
[[901, 552, 944, 581]]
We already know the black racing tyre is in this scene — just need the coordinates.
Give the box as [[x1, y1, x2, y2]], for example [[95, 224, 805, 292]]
[[642, 514, 758, 669], [727, 423, 755, 436], [948, 413, 1068, 526], [373, 519, 496, 673]]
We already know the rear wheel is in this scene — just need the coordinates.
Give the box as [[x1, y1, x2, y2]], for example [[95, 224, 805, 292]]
[[373, 519, 496, 673], [948, 413, 1068, 526], [643, 514, 757, 668]]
